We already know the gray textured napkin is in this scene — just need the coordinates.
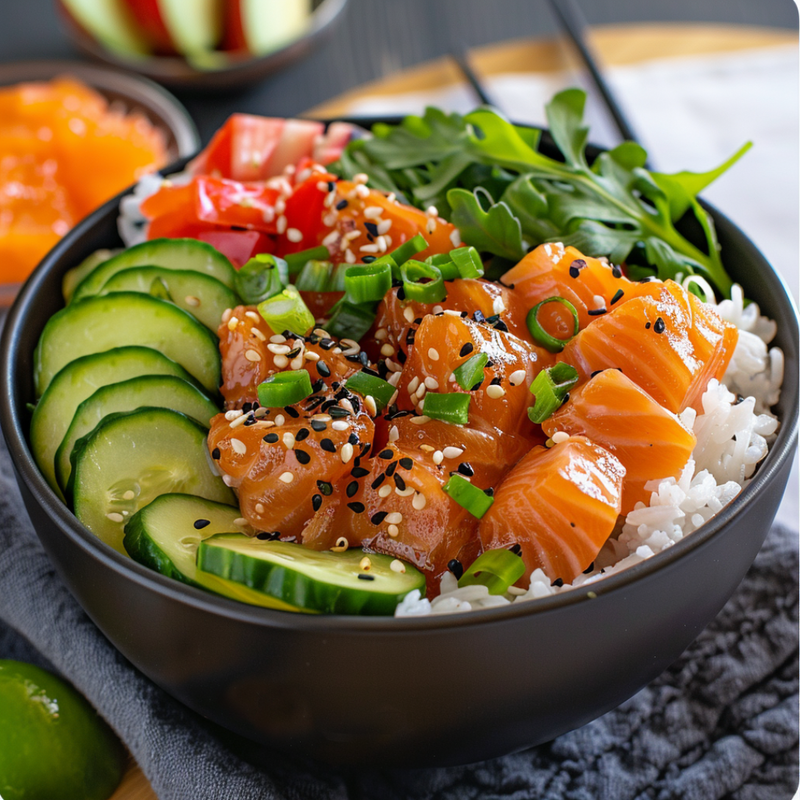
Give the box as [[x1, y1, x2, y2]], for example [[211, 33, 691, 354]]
[[0, 426, 797, 800]]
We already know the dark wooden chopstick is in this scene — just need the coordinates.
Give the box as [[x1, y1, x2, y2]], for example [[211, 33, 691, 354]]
[[451, 52, 494, 107], [545, 0, 641, 145]]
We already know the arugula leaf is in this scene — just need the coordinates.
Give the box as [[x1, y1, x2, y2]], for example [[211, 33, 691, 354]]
[[500, 175, 560, 243], [544, 88, 590, 169], [447, 187, 526, 261]]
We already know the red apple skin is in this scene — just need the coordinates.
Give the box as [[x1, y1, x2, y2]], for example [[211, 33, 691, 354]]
[[222, 0, 248, 52], [122, 0, 176, 54]]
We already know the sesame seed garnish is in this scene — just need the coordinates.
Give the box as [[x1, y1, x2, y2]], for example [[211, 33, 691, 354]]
[[449, 229, 462, 247], [390, 559, 406, 573], [227, 316, 239, 331], [365, 395, 378, 416], [225, 409, 243, 421], [377, 219, 392, 235], [341, 443, 354, 463], [386, 524, 399, 538], [509, 369, 527, 386], [428, 348, 440, 361], [320, 438, 335, 453], [268, 343, 291, 355], [380, 343, 395, 357], [412, 492, 427, 510], [244, 349, 262, 362], [347, 501, 365, 513], [442, 446, 464, 459], [251, 328, 266, 342], [275, 414, 285, 426], [282, 432, 295, 448], [407, 376, 420, 394], [106, 512, 124, 523], [424, 377, 439, 390], [492, 297, 505, 315], [263, 433, 279, 443], [230, 438, 247, 455], [459, 342, 474, 357], [332, 536, 349, 552], [588, 308, 606, 316], [357, 573, 375, 581], [611, 289, 624, 305], [331, 420, 349, 431], [279, 471, 294, 483], [552, 431, 570, 444], [229, 414, 250, 429], [185, 295, 200, 307], [359, 556, 372, 571], [433, 450, 444, 465], [274, 355, 289, 368], [378, 484, 392, 498], [654, 317, 666, 334], [403, 306, 415, 323], [193, 519, 210, 529], [410, 415, 430, 425], [378, 448, 394, 459], [486, 384, 506, 399]]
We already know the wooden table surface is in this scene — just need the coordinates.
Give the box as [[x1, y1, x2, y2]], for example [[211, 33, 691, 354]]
[[110, 22, 794, 800]]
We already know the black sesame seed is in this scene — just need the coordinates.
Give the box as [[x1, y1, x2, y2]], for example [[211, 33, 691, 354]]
[[295, 449, 311, 465], [194, 519, 210, 529], [311, 420, 327, 432], [610, 289, 624, 305], [346, 481, 359, 498], [364, 221, 379, 237], [397, 286, 406, 301], [311, 379, 325, 393], [654, 317, 666, 334], [372, 474, 385, 489], [367, 234, 375, 242], [590, 370, 603, 378], [490, 376, 502, 385], [447, 559, 464, 579], [243, 416, 256, 426], [336, 198, 348, 210], [399, 457, 413, 470], [509, 543, 522, 556], [470, 381, 483, 391], [264, 433, 279, 443], [397, 349, 407, 364], [329, 406, 350, 418], [485, 360, 495, 368], [414, 317, 423, 325], [320, 338, 335, 350], [458, 462, 474, 477], [351, 466, 369, 478], [645, 322, 652, 330], [321, 438, 336, 453], [211, 447, 221, 459], [486, 314, 500, 324], [588, 308, 607, 316], [312, 494, 323, 511], [362, 255, 376, 263], [568, 266, 581, 279], [284, 406, 300, 418], [317, 480, 332, 496], [394, 474, 406, 490], [242, 402, 253, 413], [583, 561, 594, 574], [459, 342, 474, 357], [357, 573, 375, 581], [473, 310, 485, 323], [296, 427, 310, 441], [386, 461, 397, 477], [484, 487, 494, 497], [345, 353, 362, 364], [406, 329, 416, 346], [305, 396, 324, 411], [317, 361, 331, 377], [552, 578, 564, 587], [286, 348, 301, 359], [561, 392, 570, 404], [612, 264, 622, 279], [348, 432, 360, 446], [378, 449, 393, 459], [494, 320, 509, 332], [347, 502, 366, 513], [257, 531, 281, 540]]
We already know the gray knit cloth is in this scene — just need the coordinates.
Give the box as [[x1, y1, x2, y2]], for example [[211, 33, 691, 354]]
[[0, 427, 796, 800]]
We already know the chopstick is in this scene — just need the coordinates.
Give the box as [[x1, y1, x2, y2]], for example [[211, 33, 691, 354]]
[[545, 0, 641, 145], [451, 52, 494, 107]]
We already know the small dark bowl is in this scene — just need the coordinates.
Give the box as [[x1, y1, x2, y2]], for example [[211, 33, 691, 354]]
[[62, 0, 349, 92], [0, 131, 797, 767]]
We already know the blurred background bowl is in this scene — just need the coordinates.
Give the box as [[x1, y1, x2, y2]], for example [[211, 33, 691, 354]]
[[60, 0, 350, 92]]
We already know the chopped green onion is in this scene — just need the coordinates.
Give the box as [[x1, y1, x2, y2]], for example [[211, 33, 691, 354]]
[[425, 253, 459, 280], [236, 254, 288, 304], [257, 369, 313, 407], [422, 392, 470, 425], [527, 362, 579, 424], [344, 371, 396, 411], [458, 549, 525, 594], [344, 262, 393, 304], [284, 246, 330, 275], [443, 473, 494, 519], [526, 296, 579, 353], [295, 259, 333, 292], [326, 298, 377, 340], [453, 352, 488, 391], [400, 259, 447, 304], [257, 285, 315, 336], [450, 246, 484, 279], [149, 276, 171, 301], [389, 233, 427, 267], [326, 263, 349, 292]]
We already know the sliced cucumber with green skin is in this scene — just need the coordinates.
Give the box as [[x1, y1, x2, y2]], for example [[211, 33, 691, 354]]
[[70, 238, 236, 302], [55, 375, 219, 493], [62, 248, 121, 303], [34, 293, 221, 397], [30, 346, 199, 500], [69, 407, 235, 555], [96, 267, 239, 332], [124, 494, 305, 612], [197, 536, 426, 615]]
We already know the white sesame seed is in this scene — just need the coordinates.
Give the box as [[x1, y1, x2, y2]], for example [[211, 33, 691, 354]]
[[290, 354, 304, 370], [389, 425, 399, 442], [185, 295, 200, 307], [345, 249, 356, 264], [229, 414, 250, 429], [363, 205, 383, 218], [376, 235, 388, 252], [428, 348, 440, 361], [390, 559, 406, 573], [403, 306, 415, 323], [387, 371, 401, 387], [311, 414, 331, 422], [380, 343, 395, 357], [360, 556, 372, 571], [283, 432, 295, 449], [227, 316, 239, 331], [492, 297, 505, 315], [304, 350, 320, 362], [268, 343, 291, 355], [375, 327, 388, 340], [251, 328, 266, 341], [276, 215, 287, 234], [122, 490, 135, 500], [274, 197, 286, 214], [424, 377, 439, 390], [323, 212, 338, 227], [222, 474, 235, 486], [425, 205, 438, 217], [377, 219, 392, 235], [244, 349, 262, 362], [432, 305, 443, 314], [106, 512, 124, 523], [593, 294, 605, 309], [360, 244, 379, 253], [385, 512, 402, 525], [245, 311, 260, 322], [275, 414, 285, 426], [419, 444, 435, 452], [378, 484, 392, 498], [340, 398, 354, 413], [225, 409, 243, 421], [412, 492, 427, 510], [355, 184, 370, 198], [450, 229, 462, 247], [286, 227, 303, 243], [322, 230, 339, 247], [254, 406, 268, 418], [415, 384, 427, 399], [442, 446, 464, 459], [230, 438, 247, 455], [443, 309, 461, 317], [365, 395, 378, 416], [331, 420, 349, 431], [385, 358, 402, 373], [433, 450, 444, 465], [279, 471, 294, 484], [222, 308, 233, 323], [353, 172, 369, 184], [426, 218, 437, 235], [395, 486, 415, 497], [407, 376, 420, 394], [270, 334, 287, 343], [341, 443, 354, 463], [387, 524, 399, 537], [273, 355, 289, 368], [509, 369, 527, 386], [487, 384, 506, 399], [410, 415, 430, 425], [389, 390, 398, 405], [552, 431, 570, 444]]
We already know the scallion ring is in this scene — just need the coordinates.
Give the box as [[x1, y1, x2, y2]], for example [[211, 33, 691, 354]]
[[294, 259, 333, 292], [527, 362, 579, 424], [453, 353, 488, 391], [457, 549, 525, 594], [449, 246, 484, 279], [400, 259, 447, 304], [389, 233, 427, 267], [325, 298, 377, 341], [344, 371, 396, 411], [235, 254, 289, 304], [344, 262, 393, 304], [526, 296, 579, 353], [284, 245, 330, 275], [443, 473, 494, 519], [421, 392, 470, 425], [257, 369, 313, 407], [257, 286, 315, 336]]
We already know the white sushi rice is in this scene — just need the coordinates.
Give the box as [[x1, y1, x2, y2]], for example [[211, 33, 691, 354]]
[[396, 284, 784, 617]]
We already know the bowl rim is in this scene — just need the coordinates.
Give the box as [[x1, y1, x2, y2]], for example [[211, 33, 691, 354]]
[[1, 138, 797, 634], [0, 58, 200, 157]]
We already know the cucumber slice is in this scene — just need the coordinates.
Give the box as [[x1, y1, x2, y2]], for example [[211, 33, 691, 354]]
[[62, 248, 121, 303], [30, 346, 199, 500], [55, 375, 219, 493], [124, 494, 303, 611], [69, 408, 235, 554], [96, 267, 238, 331], [71, 239, 236, 302], [34, 293, 221, 397], [197, 536, 426, 615]]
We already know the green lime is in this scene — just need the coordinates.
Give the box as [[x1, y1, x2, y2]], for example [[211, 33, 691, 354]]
[[0, 660, 125, 800]]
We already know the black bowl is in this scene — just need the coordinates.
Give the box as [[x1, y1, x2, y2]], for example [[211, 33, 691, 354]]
[[0, 136, 797, 767]]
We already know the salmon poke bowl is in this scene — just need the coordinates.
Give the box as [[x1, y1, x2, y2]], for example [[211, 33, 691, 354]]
[[1, 90, 797, 766]]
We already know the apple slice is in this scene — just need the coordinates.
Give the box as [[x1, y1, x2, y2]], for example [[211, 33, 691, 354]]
[[123, 0, 222, 55], [58, 0, 150, 55], [267, 119, 325, 175], [223, 0, 311, 55], [313, 122, 356, 165]]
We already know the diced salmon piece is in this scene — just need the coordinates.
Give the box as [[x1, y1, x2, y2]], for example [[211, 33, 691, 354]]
[[542, 369, 696, 513], [502, 243, 638, 336], [479, 436, 625, 585], [301, 441, 480, 593], [218, 306, 359, 409], [208, 391, 375, 541], [394, 313, 553, 439]]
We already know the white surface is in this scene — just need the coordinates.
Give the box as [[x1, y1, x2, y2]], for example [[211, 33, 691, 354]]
[[344, 44, 799, 530]]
